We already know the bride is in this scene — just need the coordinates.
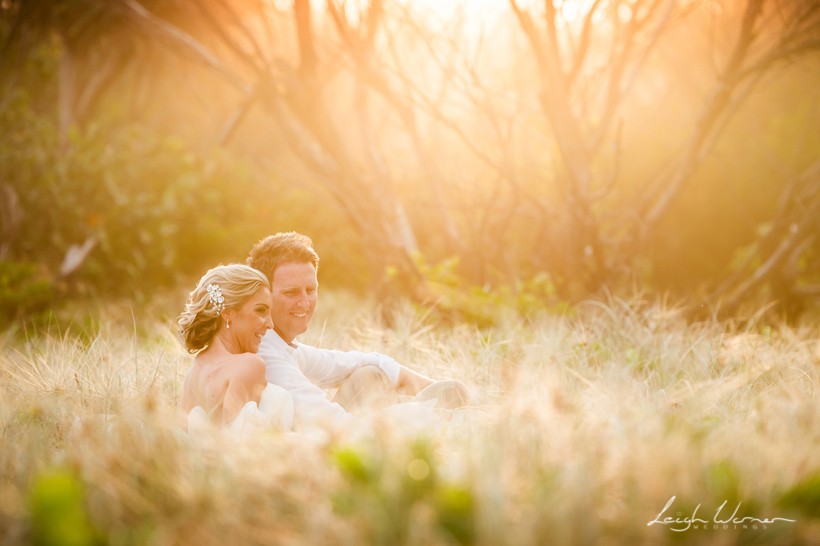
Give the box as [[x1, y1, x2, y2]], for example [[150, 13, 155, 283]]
[[177, 264, 293, 433]]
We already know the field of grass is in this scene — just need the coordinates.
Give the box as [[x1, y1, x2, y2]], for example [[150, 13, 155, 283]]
[[1, 292, 818, 545]]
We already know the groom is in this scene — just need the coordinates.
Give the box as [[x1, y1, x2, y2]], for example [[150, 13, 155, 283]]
[[248, 231, 468, 430]]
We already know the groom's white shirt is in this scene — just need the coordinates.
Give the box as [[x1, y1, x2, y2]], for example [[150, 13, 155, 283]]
[[257, 330, 402, 429]]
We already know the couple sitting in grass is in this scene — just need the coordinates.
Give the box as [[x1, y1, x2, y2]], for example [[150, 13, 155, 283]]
[[178, 232, 469, 432]]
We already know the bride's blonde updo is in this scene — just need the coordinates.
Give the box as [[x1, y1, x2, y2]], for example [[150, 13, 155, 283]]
[[177, 264, 270, 353]]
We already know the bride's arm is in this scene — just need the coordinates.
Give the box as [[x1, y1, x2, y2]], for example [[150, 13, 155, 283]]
[[221, 356, 267, 425]]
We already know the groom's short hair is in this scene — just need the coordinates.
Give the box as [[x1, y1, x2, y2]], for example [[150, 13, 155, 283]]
[[247, 231, 320, 283]]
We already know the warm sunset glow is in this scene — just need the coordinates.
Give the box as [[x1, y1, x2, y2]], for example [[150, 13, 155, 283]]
[[1, 0, 818, 542], [398, 0, 505, 19], [2, 0, 817, 315]]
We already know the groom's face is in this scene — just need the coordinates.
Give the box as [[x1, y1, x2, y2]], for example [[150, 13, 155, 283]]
[[270, 261, 318, 344]]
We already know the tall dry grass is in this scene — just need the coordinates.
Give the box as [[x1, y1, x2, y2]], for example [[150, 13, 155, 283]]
[[1, 293, 818, 545]]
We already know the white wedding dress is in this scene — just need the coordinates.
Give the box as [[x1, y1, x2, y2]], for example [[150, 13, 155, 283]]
[[187, 383, 294, 437]]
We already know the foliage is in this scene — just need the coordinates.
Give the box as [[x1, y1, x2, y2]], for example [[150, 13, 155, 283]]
[[2, 91, 256, 292], [331, 439, 476, 545], [1, 0, 819, 319], [0, 260, 54, 328], [29, 469, 99, 546], [778, 473, 820, 518], [0, 18, 376, 320], [413, 253, 569, 327], [0, 89, 374, 321]]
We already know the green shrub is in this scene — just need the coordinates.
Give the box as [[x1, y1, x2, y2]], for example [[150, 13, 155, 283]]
[[0, 260, 54, 327], [413, 253, 569, 326], [0, 93, 270, 302]]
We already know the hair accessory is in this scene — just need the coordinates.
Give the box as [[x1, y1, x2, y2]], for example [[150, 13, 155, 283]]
[[207, 283, 225, 314]]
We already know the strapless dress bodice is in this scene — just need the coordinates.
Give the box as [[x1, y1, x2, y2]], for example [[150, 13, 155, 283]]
[[187, 383, 294, 436]]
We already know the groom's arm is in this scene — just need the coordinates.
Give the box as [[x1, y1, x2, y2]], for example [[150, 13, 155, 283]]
[[298, 342, 436, 396], [297, 343, 402, 389]]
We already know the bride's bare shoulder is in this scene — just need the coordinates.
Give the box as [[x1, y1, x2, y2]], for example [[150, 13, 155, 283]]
[[225, 353, 266, 384]]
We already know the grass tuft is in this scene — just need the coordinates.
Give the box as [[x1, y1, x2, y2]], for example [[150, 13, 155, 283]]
[[1, 295, 818, 544]]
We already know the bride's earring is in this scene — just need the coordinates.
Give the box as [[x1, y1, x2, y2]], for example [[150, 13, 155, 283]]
[[226, 319, 231, 329]]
